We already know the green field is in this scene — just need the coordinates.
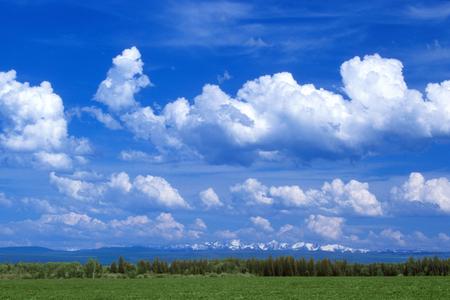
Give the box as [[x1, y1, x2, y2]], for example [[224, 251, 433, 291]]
[[0, 276, 449, 299]]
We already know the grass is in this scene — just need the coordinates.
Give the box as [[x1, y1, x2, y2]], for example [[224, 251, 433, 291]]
[[0, 276, 449, 299]]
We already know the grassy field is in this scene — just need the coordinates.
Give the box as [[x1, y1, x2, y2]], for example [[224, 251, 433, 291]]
[[0, 276, 449, 299]]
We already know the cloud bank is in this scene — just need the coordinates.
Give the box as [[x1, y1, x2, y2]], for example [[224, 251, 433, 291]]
[[90, 48, 450, 165]]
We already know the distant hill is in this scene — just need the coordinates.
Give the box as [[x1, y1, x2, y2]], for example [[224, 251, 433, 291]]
[[1, 240, 449, 264]]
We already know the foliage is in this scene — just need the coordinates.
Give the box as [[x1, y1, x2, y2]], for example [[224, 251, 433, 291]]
[[1, 256, 450, 279]]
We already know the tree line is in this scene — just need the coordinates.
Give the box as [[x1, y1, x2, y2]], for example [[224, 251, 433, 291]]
[[0, 256, 449, 279]]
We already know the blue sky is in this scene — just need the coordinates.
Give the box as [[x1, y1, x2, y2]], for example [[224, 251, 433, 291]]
[[1, 0, 450, 250]]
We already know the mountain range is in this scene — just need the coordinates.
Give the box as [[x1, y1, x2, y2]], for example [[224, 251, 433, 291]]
[[0, 240, 448, 264]]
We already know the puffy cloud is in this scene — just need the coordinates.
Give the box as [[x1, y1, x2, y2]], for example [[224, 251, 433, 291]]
[[0, 70, 89, 169], [230, 178, 273, 205], [94, 47, 150, 112], [0, 71, 67, 152], [49, 172, 104, 201], [278, 224, 294, 236], [133, 175, 189, 208], [216, 229, 238, 239], [154, 212, 185, 240], [109, 215, 151, 228], [391, 172, 450, 213], [49, 171, 190, 209], [0, 192, 12, 207], [380, 228, 405, 246], [269, 185, 309, 207], [308, 179, 383, 216], [199, 187, 223, 209], [250, 216, 273, 232], [119, 150, 162, 163], [81, 106, 122, 130], [93, 49, 450, 164], [40, 212, 105, 228], [230, 177, 382, 216], [1, 211, 191, 247], [108, 172, 132, 193], [34, 151, 72, 170], [192, 218, 207, 230], [439, 233, 450, 241], [306, 214, 344, 240]]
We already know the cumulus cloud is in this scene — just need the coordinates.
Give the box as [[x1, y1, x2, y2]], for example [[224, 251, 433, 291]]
[[0, 70, 89, 169], [49, 171, 189, 209], [250, 216, 273, 232], [306, 214, 344, 240], [308, 179, 383, 216], [0, 192, 12, 207], [81, 106, 122, 130], [119, 150, 163, 163], [49, 172, 104, 201], [380, 228, 405, 246], [34, 152, 72, 170], [269, 185, 309, 207], [230, 178, 273, 205], [92, 49, 450, 165], [192, 218, 207, 230], [1, 211, 190, 247], [108, 172, 132, 193], [154, 212, 185, 239], [199, 187, 223, 209], [133, 175, 189, 208], [391, 172, 450, 213], [230, 177, 382, 216], [94, 47, 151, 112]]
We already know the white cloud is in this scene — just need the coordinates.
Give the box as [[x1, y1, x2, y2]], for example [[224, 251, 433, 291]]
[[0, 70, 67, 152], [108, 172, 132, 193], [40, 212, 105, 228], [278, 224, 294, 236], [0, 70, 87, 169], [119, 150, 162, 162], [50, 171, 190, 210], [250, 216, 273, 232], [93, 49, 450, 165], [309, 179, 383, 216], [0, 192, 12, 207], [49, 172, 104, 201], [133, 175, 190, 209], [391, 172, 450, 213], [439, 233, 450, 241], [217, 70, 232, 84], [230, 177, 382, 216], [94, 47, 150, 112], [34, 151, 72, 170], [199, 187, 223, 209], [110, 215, 151, 228], [192, 218, 207, 230], [380, 228, 405, 246], [154, 212, 185, 240], [230, 178, 273, 205], [306, 214, 344, 240], [2, 211, 190, 247], [269, 185, 309, 207], [81, 106, 122, 130], [216, 229, 238, 239]]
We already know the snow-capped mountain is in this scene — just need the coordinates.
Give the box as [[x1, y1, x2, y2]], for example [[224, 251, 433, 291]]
[[169, 240, 369, 253]]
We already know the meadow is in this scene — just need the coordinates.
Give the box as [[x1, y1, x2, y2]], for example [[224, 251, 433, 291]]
[[0, 276, 449, 300]]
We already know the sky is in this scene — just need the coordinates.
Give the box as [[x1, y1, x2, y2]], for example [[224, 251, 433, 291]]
[[1, 0, 450, 250]]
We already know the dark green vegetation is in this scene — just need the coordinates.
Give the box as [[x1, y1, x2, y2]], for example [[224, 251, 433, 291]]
[[1, 256, 450, 279], [0, 276, 449, 299]]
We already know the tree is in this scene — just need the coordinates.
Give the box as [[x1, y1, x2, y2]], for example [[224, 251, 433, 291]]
[[84, 258, 102, 279], [118, 256, 126, 274], [110, 262, 117, 273]]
